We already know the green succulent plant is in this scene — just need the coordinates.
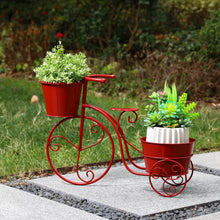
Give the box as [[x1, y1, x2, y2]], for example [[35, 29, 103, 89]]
[[144, 82, 199, 128]]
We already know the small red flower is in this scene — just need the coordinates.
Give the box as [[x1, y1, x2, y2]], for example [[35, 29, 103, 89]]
[[14, 17, 18, 21], [155, 34, 163, 40], [43, 11, 48, 15], [56, 32, 63, 38], [18, 19, 22, 23]]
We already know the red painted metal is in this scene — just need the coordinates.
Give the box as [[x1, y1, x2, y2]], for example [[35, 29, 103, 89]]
[[46, 116, 115, 185], [44, 74, 195, 197], [87, 74, 116, 79], [140, 137, 195, 176], [110, 108, 139, 112], [161, 161, 194, 187], [84, 74, 115, 83], [111, 109, 146, 171], [149, 159, 187, 197], [41, 81, 82, 117]]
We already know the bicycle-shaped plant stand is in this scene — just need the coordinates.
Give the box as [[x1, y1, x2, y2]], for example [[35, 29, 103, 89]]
[[46, 74, 194, 197]]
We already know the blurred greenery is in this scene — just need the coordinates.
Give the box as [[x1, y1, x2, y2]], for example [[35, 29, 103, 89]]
[[0, 0, 219, 102], [0, 77, 219, 177], [0, 1, 220, 177], [0, 0, 219, 64]]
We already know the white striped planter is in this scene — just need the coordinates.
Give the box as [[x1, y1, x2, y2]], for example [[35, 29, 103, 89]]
[[146, 127, 189, 144]]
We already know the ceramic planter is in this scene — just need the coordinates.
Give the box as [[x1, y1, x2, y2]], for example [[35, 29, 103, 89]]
[[140, 137, 195, 177], [146, 127, 189, 144], [41, 81, 83, 117]]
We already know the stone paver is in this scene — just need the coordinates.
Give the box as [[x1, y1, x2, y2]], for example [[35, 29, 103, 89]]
[[192, 152, 220, 170], [30, 159, 220, 216], [0, 183, 106, 220], [2, 152, 220, 219], [187, 212, 220, 220]]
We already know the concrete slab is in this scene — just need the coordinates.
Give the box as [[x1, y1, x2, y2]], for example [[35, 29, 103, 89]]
[[187, 212, 220, 220], [30, 162, 220, 217], [0, 184, 106, 220], [192, 152, 220, 170]]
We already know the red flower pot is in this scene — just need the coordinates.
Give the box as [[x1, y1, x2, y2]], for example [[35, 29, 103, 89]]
[[40, 81, 83, 117], [140, 137, 195, 177]]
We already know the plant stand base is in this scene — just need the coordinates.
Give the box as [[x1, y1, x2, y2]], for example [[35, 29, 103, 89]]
[[149, 159, 194, 197]]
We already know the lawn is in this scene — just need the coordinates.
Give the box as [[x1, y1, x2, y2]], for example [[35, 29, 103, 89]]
[[0, 77, 219, 177]]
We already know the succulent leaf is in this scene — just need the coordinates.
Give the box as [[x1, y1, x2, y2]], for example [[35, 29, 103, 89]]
[[144, 82, 199, 128]]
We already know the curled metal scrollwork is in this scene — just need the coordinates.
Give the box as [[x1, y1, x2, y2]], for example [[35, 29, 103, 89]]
[[49, 143, 60, 152], [49, 135, 78, 152], [81, 123, 105, 151], [46, 115, 115, 185], [128, 111, 138, 123], [76, 169, 95, 184], [162, 161, 194, 187], [149, 159, 187, 197], [117, 110, 138, 125]]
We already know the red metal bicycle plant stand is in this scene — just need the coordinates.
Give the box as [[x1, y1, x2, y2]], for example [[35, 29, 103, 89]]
[[45, 74, 194, 197]]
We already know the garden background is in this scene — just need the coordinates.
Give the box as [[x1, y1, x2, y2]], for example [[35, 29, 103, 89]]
[[0, 0, 220, 179]]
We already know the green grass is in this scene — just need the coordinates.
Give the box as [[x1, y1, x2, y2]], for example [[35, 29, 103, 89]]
[[0, 77, 219, 177]]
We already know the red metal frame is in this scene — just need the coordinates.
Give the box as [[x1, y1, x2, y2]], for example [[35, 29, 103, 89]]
[[46, 74, 194, 197]]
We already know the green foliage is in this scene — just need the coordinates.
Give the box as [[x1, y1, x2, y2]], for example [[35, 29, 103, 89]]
[[183, 102, 200, 121], [159, 0, 220, 28], [16, 63, 29, 72], [0, 0, 179, 62], [0, 40, 10, 74], [199, 9, 220, 61], [177, 93, 187, 110], [144, 112, 163, 127], [0, 77, 143, 176], [164, 82, 177, 103], [139, 30, 203, 62], [89, 49, 219, 101], [0, 41, 5, 61], [0, 41, 6, 73], [144, 82, 200, 128], [33, 41, 91, 83], [137, 1, 219, 63], [0, 0, 219, 71], [0, 78, 219, 176], [0, 0, 219, 100]]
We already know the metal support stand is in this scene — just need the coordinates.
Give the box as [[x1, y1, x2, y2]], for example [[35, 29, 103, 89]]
[[46, 75, 194, 197]]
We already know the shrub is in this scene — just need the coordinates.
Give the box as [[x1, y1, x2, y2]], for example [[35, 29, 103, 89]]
[[0, 0, 178, 67], [159, 0, 220, 28], [139, 30, 201, 60], [92, 51, 220, 101], [199, 9, 220, 62]]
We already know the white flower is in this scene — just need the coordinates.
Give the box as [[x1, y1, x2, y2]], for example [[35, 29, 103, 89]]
[[33, 42, 90, 83]]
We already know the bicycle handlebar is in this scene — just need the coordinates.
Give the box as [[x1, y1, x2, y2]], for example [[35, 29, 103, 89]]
[[84, 74, 115, 83]]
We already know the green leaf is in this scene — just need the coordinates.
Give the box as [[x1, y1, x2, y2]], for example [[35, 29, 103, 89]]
[[16, 64, 22, 72], [171, 83, 177, 103]]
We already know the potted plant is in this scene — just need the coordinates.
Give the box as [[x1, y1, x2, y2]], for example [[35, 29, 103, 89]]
[[34, 41, 90, 117], [140, 82, 199, 176]]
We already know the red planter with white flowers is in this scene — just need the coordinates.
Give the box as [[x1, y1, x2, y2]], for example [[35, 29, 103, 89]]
[[41, 81, 82, 117]]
